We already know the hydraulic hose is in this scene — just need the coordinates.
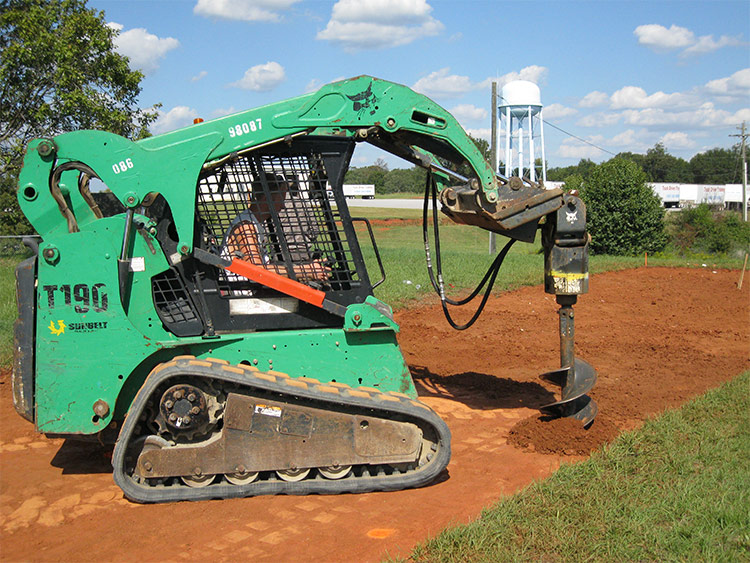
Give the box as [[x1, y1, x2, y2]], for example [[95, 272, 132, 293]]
[[422, 172, 515, 330]]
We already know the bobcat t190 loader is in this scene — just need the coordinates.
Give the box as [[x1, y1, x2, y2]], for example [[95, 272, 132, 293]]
[[13, 76, 596, 502]]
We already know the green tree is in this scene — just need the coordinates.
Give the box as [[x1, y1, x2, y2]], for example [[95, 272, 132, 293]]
[[615, 151, 647, 172], [382, 166, 427, 193], [580, 158, 667, 255], [561, 173, 584, 193], [689, 147, 740, 184], [670, 204, 750, 254], [642, 143, 691, 182], [436, 133, 490, 179], [547, 158, 597, 182], [0, 0, 157, 235], [344, 165, 387, 193]]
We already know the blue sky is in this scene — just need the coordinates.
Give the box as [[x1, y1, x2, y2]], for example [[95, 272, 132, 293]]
[[94, 0, 749, 170]]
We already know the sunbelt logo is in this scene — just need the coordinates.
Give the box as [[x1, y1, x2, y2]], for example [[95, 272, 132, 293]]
[[48, 320, 109, 335]]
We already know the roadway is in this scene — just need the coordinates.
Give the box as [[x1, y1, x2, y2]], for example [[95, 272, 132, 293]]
[[343, 198, 431, 209]]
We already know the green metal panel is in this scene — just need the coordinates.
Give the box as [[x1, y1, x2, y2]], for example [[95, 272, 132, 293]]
[[33, 210, 413, 435]]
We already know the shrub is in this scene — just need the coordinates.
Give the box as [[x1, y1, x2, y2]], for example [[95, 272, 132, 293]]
[[670, 204, 750, 255], [580, 158, 667, 255], [561, 173, 584, 193]]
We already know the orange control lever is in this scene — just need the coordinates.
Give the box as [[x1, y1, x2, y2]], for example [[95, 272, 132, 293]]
[[226, 258, 326, 308]]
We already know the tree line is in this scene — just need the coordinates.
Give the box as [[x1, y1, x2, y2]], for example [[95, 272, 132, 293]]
[[547, 143, 742, 185]]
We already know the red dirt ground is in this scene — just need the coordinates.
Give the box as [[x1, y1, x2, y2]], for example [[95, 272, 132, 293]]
[[1, 267, 748, 562]]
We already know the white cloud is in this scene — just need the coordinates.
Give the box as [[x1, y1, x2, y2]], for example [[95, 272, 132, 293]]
[[305, 78, 323, 93], [465, 127, 491, 142], [495, 65, 548, 88], [211, 107, 238, 118], [683, 34, 744, 56], [305, 76, 346, 93], [413, 68, 476, 98], [558, 130, 647, 159], [229, 61, 286, 91], [558, 139, 606, 160], [634, 24, 694, 51], [621, 102, 750, 129], [413, 66, 547, 100], [108, 23, 179, 74], [194, 0, 300, 22], [579, 91, 608, 108], [544, 103, 577, 120], [659, 131, 696, 149], [152, 106, 199, 135], [449, 104, 487, 122], [191, 70, 208, 82], [317, 0, 443, 50], [634, 23, 745, 57], [577, 112, 621, 127], [705, 68, 750, 99], [610, 86, 687, 109], [609, 129, 644, 148]]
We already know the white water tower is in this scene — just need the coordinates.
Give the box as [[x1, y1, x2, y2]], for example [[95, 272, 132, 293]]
[[499, 80, 546, 183]]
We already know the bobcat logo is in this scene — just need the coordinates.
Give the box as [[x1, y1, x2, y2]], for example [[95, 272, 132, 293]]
[[48, 320, 66, 336], [566, 209, 578, 224], [346, 82, 378, 117]]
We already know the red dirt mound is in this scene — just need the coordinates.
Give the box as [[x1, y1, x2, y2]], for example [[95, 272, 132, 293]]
[[507, 414, 621, 455]]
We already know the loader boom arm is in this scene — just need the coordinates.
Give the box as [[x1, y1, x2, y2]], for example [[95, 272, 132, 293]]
[[19, 76, 561, 251]]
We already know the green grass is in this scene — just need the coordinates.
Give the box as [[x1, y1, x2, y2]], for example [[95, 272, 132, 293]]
[[403, 371, 750, 563], [353, 208, 746, 309], [0, 256, 24, 366]]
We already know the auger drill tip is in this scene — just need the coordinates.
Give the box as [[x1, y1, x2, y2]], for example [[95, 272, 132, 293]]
[[539, 358, 598, 427]]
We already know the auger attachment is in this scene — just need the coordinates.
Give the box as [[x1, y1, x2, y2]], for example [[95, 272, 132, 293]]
[[539, 194, 598, 427]]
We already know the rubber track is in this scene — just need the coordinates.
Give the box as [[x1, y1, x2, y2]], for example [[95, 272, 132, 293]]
[[112, 356, 452, 503]]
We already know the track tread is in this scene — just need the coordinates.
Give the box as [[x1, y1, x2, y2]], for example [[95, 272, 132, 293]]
[[112, 356, 450, 503]]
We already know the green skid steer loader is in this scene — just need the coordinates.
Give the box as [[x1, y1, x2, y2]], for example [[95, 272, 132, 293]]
[[12, 76, 596, 502]]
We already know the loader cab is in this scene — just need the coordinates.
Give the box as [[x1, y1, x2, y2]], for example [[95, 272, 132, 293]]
[[147, 136, 379, 337]]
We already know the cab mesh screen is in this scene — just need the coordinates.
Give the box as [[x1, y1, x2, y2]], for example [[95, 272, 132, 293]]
[[196, 150, 360, 295]]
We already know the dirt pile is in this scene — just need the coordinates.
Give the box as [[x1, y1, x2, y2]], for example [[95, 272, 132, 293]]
[[507, 414, 621, 455]]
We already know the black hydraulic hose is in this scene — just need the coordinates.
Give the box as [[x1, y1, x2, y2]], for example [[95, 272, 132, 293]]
[[421, 171, 516, 330], [439, 238, 514, 330], [421, 174, 508, 305]]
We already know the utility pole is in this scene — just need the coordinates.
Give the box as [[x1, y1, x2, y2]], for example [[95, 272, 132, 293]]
[[730, 121, 748, 222], [489, 82, 498, 253]]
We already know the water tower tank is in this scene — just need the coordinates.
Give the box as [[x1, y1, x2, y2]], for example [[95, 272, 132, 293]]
[[497, 80, 546, 183], [500, 80, 542, 117]]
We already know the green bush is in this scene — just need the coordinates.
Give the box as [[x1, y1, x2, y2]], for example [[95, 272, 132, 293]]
[[561, 173, 584, 193], [580, 158, 668, 255], [669, 204, 750, 255]]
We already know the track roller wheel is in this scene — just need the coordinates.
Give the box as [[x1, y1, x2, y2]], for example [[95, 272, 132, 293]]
[[225, 471, 259, 485], [319, 465, 352, 480], [112, 355, 452, 502], [276, 468, 310, 482], [181, 474, 215, 488]]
